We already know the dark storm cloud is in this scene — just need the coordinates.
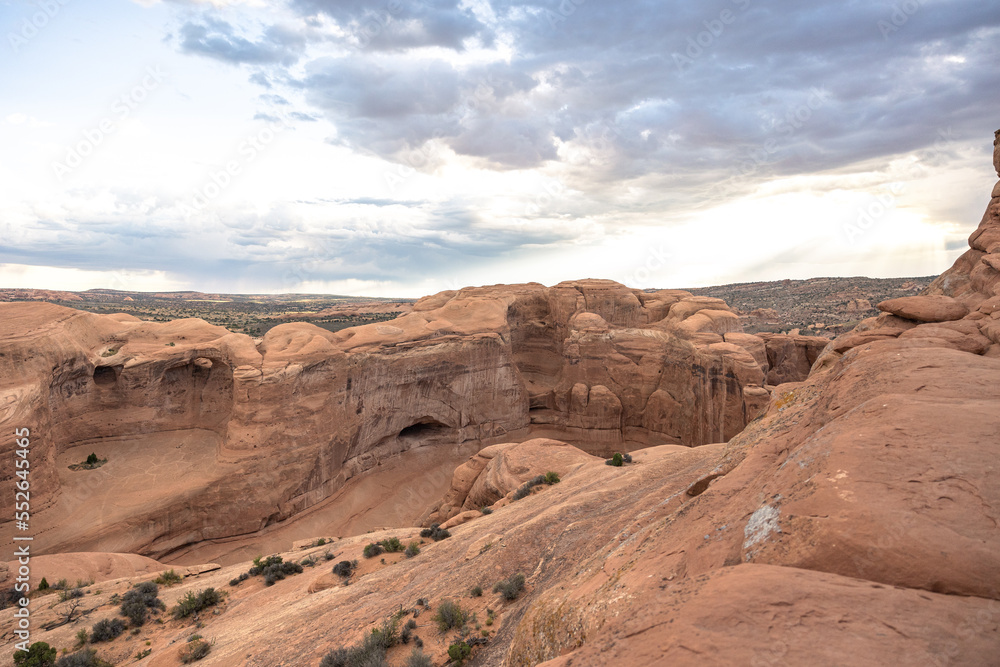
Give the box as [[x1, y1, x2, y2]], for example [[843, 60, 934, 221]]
[[274, 0, 1000, 186], [167, 0, 1000, 182]]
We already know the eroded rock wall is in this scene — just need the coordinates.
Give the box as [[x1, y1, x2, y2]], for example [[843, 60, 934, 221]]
[[0, 278, 817, 557]]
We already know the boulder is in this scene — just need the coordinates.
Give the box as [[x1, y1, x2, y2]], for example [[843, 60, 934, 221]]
[[877, 295, 970, 322]]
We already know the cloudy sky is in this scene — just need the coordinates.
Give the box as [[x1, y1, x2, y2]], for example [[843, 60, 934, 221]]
[[1, 0, 998, 297]]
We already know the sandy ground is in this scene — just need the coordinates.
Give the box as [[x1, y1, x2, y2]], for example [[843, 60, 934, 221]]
[[161, 440, 480, 566]]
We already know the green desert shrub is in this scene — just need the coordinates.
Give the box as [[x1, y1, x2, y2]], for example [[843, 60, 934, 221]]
[[470, 585, 483, 597], [433, 600, 467, 631], [319, 617, 398, 667], [248, 555, 283, 576], [90, 617, 126, 642], [493, 573, 526, 601], [405, 648, 432, 667], [606, 452, 624, 467], [363, 543, 384, 558], [379, 537, 404, 553], [172, 588, 221, 619], [120, 581, 164, 626], [13, 641, 56, 667], [154, 569, 182, 586], [448, 642, 472, 665], [405, 542, 420, 558], [332, 560, 355, 577], [262, 561, 303, 586], [419, 524, 450, 541], [54, 649, 112, 667], [37, 577, 50, 591], [544, 471, 560, 484], [178, 638, 211, 663]]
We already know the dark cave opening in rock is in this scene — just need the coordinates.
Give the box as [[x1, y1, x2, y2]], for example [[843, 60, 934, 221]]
[[398, 419, 452, 441], [93, 366, 117, 387]]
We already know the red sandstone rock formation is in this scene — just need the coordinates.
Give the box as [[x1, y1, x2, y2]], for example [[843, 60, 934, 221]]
[[0, 279, 814, 559]]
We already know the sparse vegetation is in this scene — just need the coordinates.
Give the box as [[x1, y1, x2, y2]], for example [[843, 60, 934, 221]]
[[53, 649, 112, 667], [448, 642, 472, 665], [319, 617, 399, 667], [154, 569, 183, 586], [493, 573, 526, 601], [365, 537, 406, 558], [405, 648, 432, 667], [470, 585, 483, 597], [38, 577, 49, 591], [13, 642, 56, 667], [59, 587, 84, 602], [178, 638, 211, 663], [606, 452, 624, 467], [172, 588, 221, 620], [513, 473, 559, 500], [433, 600, 467, 631], [420, 523, 451, 541], [405, 541, 420, 558], [481, 506, 493, 514], [120, 581, 164, 626], [89, 617, 126, 642], [332, 561, 355, 577], [233, 554, 304, 586]]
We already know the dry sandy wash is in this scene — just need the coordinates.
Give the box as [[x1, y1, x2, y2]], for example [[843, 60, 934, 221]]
[[1, 131, 999, 665]]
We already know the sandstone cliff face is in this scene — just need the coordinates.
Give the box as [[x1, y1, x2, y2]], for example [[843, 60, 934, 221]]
[[0, 280, 817, 558]]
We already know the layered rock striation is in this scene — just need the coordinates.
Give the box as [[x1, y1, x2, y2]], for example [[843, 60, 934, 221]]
[[0, 280, 818, 558]]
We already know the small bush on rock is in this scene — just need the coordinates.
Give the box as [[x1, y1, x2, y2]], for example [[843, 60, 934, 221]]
[[172, 588, 220, 620], [13, 641, 56, 667], [178, 639, 211, 663], [120, 581, 164, 627], [332, 561, 355, 577], [448, 642, 472, 665], [493, 573, 526, 601], [433, 600, 467, 631], [90, 618, 126, 643], [405, 648, 432, 667], [54, 649, 112, 667], [419, 524, 450, 541]]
